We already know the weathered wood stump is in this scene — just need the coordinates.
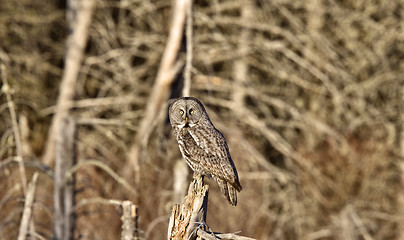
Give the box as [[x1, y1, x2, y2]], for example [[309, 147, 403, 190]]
[[168, 174, 208, 240], [167, 175, 256, 240]]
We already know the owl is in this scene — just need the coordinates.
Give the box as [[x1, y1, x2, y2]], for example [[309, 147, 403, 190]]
[[168, 97, 242, 206]]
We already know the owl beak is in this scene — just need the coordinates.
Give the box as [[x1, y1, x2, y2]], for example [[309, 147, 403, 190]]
[[185, 116, 189, 123]]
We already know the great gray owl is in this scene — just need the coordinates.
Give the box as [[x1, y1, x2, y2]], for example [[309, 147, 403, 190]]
[[168, 97, 242, 206]]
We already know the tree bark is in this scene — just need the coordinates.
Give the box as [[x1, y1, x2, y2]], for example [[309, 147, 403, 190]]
[[168, 175, 208, 240], [54, 118, 76, 240], [167, 175, 256, 240], [121, 201, 139, 240]]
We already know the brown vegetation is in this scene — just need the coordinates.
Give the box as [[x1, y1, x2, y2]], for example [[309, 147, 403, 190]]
[[0, 0, 403, 239]]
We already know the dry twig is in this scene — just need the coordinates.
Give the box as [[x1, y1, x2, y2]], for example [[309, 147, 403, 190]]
[[17, 172, 39, 240], [1, 64, 27, 194]]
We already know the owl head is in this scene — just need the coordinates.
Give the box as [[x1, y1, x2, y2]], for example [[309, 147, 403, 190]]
[[168, 97, 210, 128]]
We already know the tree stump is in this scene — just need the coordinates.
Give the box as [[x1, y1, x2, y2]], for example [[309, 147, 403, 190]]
[[168, 174, 208, 240], [167, 175, 256, 240]]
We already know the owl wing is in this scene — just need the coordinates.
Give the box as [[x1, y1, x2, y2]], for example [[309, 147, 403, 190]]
[[187, 126, 241, 190]]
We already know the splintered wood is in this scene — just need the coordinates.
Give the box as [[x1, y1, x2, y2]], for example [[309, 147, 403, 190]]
[[168, 175, 208, 240]]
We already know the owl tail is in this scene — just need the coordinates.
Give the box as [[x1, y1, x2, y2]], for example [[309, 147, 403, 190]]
[[216, 178, 241, 206]]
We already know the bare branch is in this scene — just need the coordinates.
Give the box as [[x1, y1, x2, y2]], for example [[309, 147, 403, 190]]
[[73, 197, 122, 210], [42, 0, 95, 165], [231, 0, 253, 107], [66, 159, 137, 196], [197, 229, 256, 240], [17, 172, 39, 240], [1, 64, 27, 194], [182, 0, 193, 97], [128, 0, 190, 183]]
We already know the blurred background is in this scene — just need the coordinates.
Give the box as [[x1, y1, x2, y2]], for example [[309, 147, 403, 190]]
[[0, 0, 403, 239]]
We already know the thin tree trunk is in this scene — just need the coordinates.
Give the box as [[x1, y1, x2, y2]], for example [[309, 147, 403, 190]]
[[182, 0, 193, 98], [42, 0, 95, 165], [398, 78, 404, 240], [173, 160, 189, 204], [54, 118, 76, 240], [232, 0, 253, 107], [127, 0, 190, 184], [121, 201, 139, 240]]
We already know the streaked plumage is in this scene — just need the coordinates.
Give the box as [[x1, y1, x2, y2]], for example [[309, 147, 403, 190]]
[[168, 97, 242, 206]]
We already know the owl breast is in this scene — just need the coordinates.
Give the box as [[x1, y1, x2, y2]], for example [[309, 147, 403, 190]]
[[176, 126, 214, 178]]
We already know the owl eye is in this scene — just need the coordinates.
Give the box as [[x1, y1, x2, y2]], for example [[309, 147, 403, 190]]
[[179, 109, 184, 115], [189, 109, 194, 115]]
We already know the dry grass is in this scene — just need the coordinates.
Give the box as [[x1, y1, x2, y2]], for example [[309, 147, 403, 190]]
[[0, 0, 403, 239]]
